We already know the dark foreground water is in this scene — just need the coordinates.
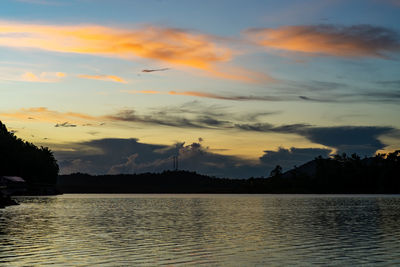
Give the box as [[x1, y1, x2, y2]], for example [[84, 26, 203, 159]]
[[1, 194, 400, 266]]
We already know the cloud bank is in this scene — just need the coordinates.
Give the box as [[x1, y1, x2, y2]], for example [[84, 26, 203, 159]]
[[2, 104, 397, 156], [236, 123, 396, 156], [55, 138, 333, 178]]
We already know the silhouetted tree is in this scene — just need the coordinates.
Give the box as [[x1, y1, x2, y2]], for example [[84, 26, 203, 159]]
[[270, 165, 282, 178]]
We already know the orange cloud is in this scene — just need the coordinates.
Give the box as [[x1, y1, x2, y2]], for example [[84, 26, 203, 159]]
[[21, 72, 41, 82], [56, 72, 66, 77], [246, 25, 400, 58], [0, 21, 231, 71], [138, 90, 160, 94], [78, 74, 127, 83], [21, 71, 66, 82]]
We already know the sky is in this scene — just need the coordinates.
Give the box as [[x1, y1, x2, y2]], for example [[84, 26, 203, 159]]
[[0, 0, 399, 178]]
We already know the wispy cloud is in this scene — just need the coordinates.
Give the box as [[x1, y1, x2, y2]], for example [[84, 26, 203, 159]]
[[169, 90, 282, 101], [275, 79, 400, 104], [78, 74, 127, 83], [135, 90, 160, 94], [0, 103, 239, 130], [142, 68, 169, 73], [55, 122, 77, 128], [122, 90, 282, 101], [124, 81, 400, 105], [21, 71, 66, 82], [0, 105, 230, 130], [246, 24, 400, 58], [298, 95, 338, 102], [375, 80, 400, 87], [105, 109, 230, 129], [0, 107, 98, 125], [297, 90, 400, 104]]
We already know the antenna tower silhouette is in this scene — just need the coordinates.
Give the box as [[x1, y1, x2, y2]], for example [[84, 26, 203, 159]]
[[173, 155, 179, 171]]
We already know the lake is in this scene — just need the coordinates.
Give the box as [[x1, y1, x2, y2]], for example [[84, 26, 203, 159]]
[[1, 194, 400, 266]]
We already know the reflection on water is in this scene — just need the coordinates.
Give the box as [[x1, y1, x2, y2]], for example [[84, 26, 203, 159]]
[[1, 194, 400, 266]]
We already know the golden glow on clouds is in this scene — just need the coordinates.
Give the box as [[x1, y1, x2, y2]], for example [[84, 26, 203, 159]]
[[78, 74, 127, 83], [0, 107, 98, 125], [133, 89, 239, 100], [247, 25, 400, 58], [56, 72, 66, 77], [21, 71, 66, 82], [0, 21, 232, 74], [137, 90, 159, 94]]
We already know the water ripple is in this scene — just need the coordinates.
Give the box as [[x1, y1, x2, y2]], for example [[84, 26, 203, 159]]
[[1, 194, 400, 266]]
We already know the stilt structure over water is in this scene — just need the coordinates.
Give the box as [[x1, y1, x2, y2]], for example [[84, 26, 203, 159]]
[[0, 176, 25, 208]]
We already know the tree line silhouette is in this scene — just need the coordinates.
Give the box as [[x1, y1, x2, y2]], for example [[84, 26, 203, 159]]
[[59, 151, 400, 193], [0, 121, 59, 188]]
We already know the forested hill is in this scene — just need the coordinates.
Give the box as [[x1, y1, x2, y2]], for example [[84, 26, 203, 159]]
[[0, 121, 59, 186], [276, 152, 400, 193]]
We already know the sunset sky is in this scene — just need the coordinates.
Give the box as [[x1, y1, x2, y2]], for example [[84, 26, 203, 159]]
[[1, 0, 399, 177]]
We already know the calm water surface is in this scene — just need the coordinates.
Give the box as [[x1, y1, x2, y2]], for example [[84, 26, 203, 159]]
[[1, 194, 400, 266]]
